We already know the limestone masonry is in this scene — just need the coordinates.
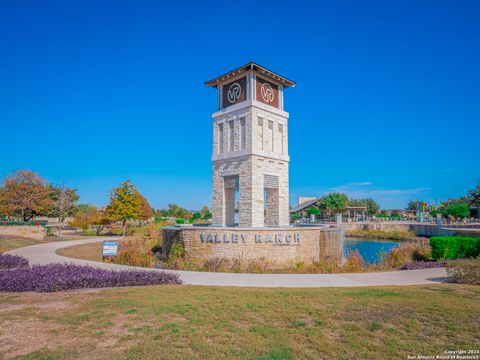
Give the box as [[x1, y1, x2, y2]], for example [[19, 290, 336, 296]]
[[162, 63, 345, 268], [206, 62, 295, 227]]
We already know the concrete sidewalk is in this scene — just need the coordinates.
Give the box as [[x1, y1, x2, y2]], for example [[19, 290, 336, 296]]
[[6, 238, 448, 288]]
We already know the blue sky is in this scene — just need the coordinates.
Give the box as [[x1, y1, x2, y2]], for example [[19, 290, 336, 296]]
[[0, 0, 479, 210]]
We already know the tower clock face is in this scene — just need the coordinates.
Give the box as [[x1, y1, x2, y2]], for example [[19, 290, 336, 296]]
[[256, 77, 279, 108], [222, 77, 246, 107]]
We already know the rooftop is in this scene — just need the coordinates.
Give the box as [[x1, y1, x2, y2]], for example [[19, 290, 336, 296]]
[[205, 62, 296, 89]]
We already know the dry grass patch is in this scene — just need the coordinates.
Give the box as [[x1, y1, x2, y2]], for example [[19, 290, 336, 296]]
[[56, 242, 103, 262], [0, 285, 478, 359]]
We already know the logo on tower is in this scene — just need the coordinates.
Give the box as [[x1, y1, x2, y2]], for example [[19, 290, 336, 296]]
[[227, 83, 242, 103], [260, 83, 275, 103]]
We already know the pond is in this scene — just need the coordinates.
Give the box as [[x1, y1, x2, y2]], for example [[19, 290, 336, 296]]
[[344, 237, 399, 264]]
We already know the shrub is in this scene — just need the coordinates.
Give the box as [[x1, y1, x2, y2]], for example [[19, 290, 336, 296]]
[[447, 257, 480, 285], [247, 257, 273, 273], [176, 218, 185, 225], [343, 250, 366, 272], [399, 261, 447, 270], [0, 264, 181, 292], [381, 243, 431, 268], [0, 254, 29, 269], [430, 236, 480, 260], [307, 258, 342, 273], [46, 227, 55, 237], [106, 238, 158, 268], [203, 257, 241, 272]]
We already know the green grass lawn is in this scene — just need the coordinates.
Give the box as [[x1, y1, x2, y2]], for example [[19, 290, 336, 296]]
[[0, 284, 479, 359]]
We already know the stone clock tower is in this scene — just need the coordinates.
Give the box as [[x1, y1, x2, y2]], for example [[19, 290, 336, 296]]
[[205, 62, 295, 227]]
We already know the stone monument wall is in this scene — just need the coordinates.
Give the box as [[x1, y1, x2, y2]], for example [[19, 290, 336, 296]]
[[163, 226, 344, 269]]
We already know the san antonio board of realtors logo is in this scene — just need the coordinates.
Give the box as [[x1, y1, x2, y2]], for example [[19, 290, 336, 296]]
[[227, 82, 242, 103], [260, 82, 274, 103]]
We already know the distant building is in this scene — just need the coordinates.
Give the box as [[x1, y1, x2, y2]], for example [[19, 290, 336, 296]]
[[290, 197, 367, 222]]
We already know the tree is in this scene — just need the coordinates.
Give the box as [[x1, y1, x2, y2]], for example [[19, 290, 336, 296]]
[[467, 180, 480, 206], [407, 200, 422, 211], [69, 204, 109, 235], [444, 203, 470, 220], [0, 170, 54, 221], [306, 207, 320, 222], [105, 180, 141, 236], [200, 206, 212, 220], [167, 203, 188, 218], [291, 213, 301, 223], [49, 183, 79, 234], [136, 191, 153, 221], [348, 198, 380, 216], [318, 193, 348, 215]]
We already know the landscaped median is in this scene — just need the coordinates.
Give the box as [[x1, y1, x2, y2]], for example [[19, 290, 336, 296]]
[[0, 254, 181, 292]]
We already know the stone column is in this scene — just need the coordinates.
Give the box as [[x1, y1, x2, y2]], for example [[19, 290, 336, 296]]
[[224, 177, 236, 226], [211, 167, 224, 226], [265, 188, 279, 226]]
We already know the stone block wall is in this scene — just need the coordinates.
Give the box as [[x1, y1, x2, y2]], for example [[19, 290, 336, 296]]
[[0, 225, 46, 240], [162, 226, 344, 269]]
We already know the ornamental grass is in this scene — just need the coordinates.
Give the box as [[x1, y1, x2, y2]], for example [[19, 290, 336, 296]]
[[447, 257, 480, 285]]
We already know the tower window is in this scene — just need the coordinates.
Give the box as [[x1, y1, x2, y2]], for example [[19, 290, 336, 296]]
[[278, 123, 284, 154], [229, 120, 234, 152], [268, 120, 274, 152], [218, 123, 224, 154], [258, 117, 264, 150], [240, 117, 246, 150]]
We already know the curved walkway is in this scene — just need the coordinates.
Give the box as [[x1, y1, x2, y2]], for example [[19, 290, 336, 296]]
[[6, 238, 448, 288]]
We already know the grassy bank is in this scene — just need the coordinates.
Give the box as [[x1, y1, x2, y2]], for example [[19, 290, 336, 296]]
[[345, 229, 418, 241], [0, 237, 45, 253], [0, 284, 478, 359]]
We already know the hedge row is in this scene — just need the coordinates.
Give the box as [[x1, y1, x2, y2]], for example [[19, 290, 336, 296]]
[[430, 236, 480, 260], [0, 221, 47, 226]]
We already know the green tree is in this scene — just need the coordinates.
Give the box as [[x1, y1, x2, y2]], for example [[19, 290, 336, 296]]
[[306, 207, 320, 222], [167, 203, 189, 219], [318, 193, 348, 215], [291, 212, 301, 222], [407, 200, 422, 211], [444, 203, 470, 220], [348, 198, 380, 215], [200, 206, 212, 220], [105, 180, 141, 236], [0, 170, 54, 221], [467, 180, 480, 206]]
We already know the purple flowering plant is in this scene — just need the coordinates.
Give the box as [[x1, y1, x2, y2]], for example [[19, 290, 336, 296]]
[[0, 254, 30, 269], [0, 254, 181, 292]]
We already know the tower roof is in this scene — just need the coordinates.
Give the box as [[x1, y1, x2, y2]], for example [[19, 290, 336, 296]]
[[204, 62, 296, 89]]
